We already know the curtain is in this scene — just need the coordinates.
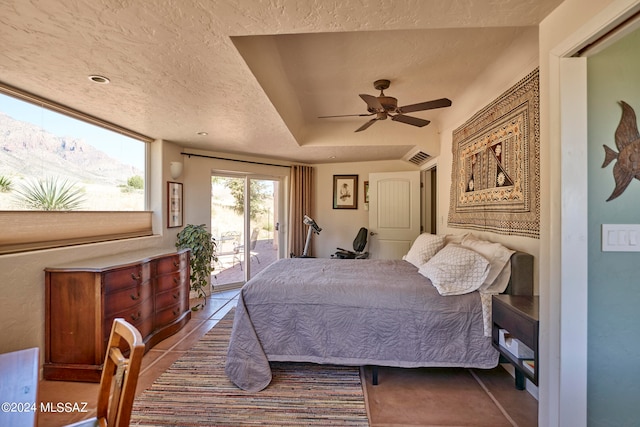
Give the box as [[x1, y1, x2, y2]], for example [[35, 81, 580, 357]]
[[288, 165, 314, 257]]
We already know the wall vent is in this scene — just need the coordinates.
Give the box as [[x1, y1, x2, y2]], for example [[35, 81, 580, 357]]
[[405, 150, 431, 166]]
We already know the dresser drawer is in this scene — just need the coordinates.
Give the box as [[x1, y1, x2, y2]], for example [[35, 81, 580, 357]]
[[105, 296, 154, 332], [104, 281, 152, 315], [156, 253, 187, 275], [103, 315, 154, 352], [103, 263, 150, 293], [156, 271, 184, 292], [155, 303, 185, 327], [155, 287, 184, 308]]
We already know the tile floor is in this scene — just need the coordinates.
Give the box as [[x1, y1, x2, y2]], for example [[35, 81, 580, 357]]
[[37, 289, 240, 427]]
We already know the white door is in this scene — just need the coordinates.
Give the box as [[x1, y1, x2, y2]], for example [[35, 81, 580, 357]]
[[368, 171, 421, 259]]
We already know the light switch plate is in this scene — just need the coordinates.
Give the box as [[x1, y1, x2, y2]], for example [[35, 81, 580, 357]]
[[602, 224, 640, 252]]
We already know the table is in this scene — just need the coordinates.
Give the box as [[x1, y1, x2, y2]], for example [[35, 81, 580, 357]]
[[491, 295, 539, 390], [0, 347, 39, 427]]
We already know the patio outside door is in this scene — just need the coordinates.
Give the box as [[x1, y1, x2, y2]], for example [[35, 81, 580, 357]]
[[211, 174, 282, 290]]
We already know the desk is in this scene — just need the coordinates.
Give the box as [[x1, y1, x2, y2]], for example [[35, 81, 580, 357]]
[[0, 347, 39, 427]]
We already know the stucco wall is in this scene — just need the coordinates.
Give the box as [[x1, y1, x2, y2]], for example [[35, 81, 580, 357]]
[[435, 27, 541, 286], [0, 139, 182, 360], [0, 145, 294, 363], [311, 160, 418, 258]]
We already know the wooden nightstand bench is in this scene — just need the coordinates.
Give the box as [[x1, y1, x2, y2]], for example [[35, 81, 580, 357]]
[[491, 295, 539, 390]]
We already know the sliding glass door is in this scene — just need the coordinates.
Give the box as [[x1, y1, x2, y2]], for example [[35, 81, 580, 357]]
[[211, 173, 282, 289]]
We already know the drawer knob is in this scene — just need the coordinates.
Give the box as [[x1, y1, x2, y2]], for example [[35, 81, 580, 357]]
[[173, 261, 180, 268], [130, 293, 140, 300], [172, 293, 179, 299], [173, 309, 180, 316], [173, 277, 179, 284], [131, 311, 141, 321], [131, 273, 141, 281]]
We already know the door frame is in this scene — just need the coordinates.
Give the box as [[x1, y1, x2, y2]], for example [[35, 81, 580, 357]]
[[211, 171, 285, 284], [546, 2, 640, 425], [421, 166, 437, 234]]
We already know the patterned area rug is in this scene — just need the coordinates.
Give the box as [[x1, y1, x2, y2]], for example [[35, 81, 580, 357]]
[[130, 310, 369, 426]]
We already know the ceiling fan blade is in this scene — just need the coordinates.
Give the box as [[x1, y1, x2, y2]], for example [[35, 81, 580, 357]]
[[391, 114, 431, 127], [318, 113, 375, 118], [359, 94, 383, 111], [398, 98, 452, 113], [355, 118, 378, 132]]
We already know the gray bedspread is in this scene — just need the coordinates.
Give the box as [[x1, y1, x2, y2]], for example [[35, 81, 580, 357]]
[[225, 258, 499, 392]]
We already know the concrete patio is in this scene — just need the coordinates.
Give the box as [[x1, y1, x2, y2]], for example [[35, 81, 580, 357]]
[[211, 239, 278, 286]]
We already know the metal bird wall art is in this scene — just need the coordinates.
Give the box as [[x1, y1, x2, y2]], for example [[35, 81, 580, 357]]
[[602, 101, 640, 201]]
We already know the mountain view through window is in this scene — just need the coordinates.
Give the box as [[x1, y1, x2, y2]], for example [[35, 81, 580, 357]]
[[0, 93, 146, 211]]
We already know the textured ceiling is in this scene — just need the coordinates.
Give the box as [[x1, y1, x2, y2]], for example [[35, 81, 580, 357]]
[[0, 0, 564, 164]]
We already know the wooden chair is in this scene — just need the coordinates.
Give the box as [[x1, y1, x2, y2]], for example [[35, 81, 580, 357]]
[[65, 318, 145, 427]]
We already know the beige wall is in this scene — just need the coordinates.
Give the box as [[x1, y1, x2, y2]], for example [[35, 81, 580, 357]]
[[178, 148, 292, 249], [0, 139, 182, 359], [0, 139, 294, 361], [434, 26, 541, 286], [311, 160, 418, 258]]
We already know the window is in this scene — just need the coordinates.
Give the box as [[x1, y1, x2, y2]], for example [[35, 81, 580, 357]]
[[0, 92, 147, 211], [0, 84, 153, 254]]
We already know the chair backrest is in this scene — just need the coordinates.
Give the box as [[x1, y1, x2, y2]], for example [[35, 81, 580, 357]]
[[353, 227, 368, 252], [249, 228, 259, 250], [220, 231, 241, 253], [97, 319, 145, 427]]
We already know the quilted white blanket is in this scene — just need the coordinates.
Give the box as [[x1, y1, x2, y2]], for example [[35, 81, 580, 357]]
[[225, 258, 498, 391]]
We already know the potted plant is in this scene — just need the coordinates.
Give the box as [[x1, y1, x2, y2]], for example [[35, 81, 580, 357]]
[[175, 224, 217, 311]]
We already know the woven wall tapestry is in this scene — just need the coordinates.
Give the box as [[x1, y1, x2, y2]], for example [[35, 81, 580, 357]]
[[448, 68, 540, 238]]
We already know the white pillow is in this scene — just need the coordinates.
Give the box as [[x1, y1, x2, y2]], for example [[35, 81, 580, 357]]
[[403, 233, 446, 268], [460, 234, 515, 294], [444, 233, 468, 245], [419, 244, 490, 296]]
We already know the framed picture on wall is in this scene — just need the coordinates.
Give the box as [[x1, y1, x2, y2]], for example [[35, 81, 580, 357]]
[[167, 181, 183, 228], [333, 174, 358, 209], [364, 180, 369, 203]]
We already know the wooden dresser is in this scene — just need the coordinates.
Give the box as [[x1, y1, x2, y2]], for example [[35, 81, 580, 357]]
[[44, 248, 191, 382]]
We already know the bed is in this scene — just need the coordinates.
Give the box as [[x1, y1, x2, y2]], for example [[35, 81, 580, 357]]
[[225, 235, 533, 392]]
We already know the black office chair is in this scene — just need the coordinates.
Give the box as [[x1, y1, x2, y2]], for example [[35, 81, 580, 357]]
[[334, 227, 369, 259]]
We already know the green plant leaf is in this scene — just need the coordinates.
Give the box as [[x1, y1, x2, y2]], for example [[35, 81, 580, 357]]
[[176, 224, 217, 310], [13, 176, 86, 210]]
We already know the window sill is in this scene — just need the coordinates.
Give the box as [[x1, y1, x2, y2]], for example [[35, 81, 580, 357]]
[[0, 211, 153, 255]]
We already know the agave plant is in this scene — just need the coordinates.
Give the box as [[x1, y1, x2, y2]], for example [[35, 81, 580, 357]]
[[0, 175, 12, 193], [14, 177, 86, 210]]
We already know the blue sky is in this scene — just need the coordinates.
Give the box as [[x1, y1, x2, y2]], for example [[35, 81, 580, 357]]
[[0, 93, 145, 171]]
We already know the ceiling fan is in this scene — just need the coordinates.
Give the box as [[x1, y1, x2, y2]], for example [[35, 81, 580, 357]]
[[318, 79, 452, 132]]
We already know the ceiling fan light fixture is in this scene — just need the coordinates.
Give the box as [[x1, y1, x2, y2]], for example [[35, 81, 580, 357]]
[[319, 79, 452, 132], [378, 96, 398, 112]]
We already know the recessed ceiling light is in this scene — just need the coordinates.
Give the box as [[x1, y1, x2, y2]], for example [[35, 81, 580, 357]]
[[88, 75, 110, 84], [196, 131, 208, 136], [329, 155, 336, 159]]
